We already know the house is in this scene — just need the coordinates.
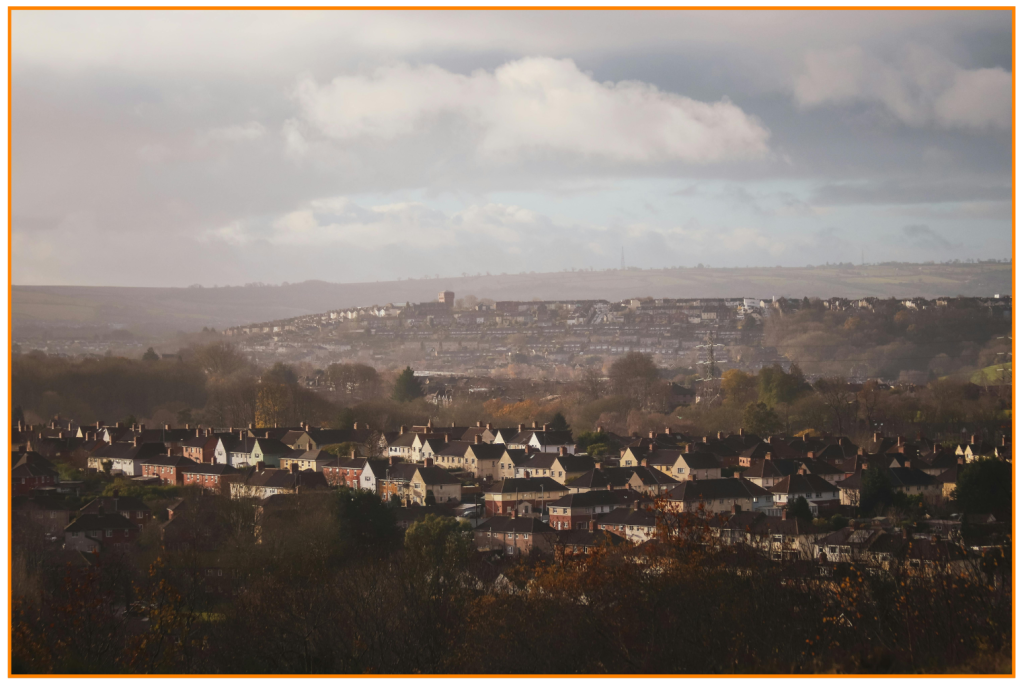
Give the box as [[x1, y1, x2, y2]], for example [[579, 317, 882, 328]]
[[140, 455, 199, 485], [766, 471, 842, 516], [64, 513, 138, 553], [221, 434, 290, 468], [553, 528, 627, 560], [565, 466, 679, 496], [545, 489, 642, 531], [13, 492, 74, 541], [80, 491, 152, 529], [595, 505, 659, 544], [836, 464, 942, 508], [715, 509, 822, 561], [644, 448, 722, 481], [229, 463, 330, 500], [666, 477, 772, 515], [506, 424, 576, 454], [87, 439, 167, 477], [484, 477, 568, 517], [474, 515, 557, 557], [323, 454, 370, 489], [515, 449, 595, 484], [279, 447, 337, 473], [433, 440, 474, 471], [377, 458, 463, 507], [497, 448, 533, 479], [12, 452, 59, 496], [180, 463, 239, 496], [464, 441, 508, 481], [181, 430, 222, 464]]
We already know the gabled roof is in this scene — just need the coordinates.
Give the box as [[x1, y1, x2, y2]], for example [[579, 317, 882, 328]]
[[415, 465, 463, 486], [487, 477, 567, 494], [596, 506, 658, 528], [546, 489, 640, 509], [466, 443, 508, 460], [668, 477, 770, 502], [179, 463, 239, 476], [140, 455, 199, 468], [81, 494, 150, 515], [769, 473, 839, 495], [641, 449, 683, 467], [678, 452, 723, 470], [435, 441, 473, 458]]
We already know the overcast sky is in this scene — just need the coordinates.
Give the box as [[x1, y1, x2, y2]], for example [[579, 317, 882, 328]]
[[12, 9, 1012, 287]]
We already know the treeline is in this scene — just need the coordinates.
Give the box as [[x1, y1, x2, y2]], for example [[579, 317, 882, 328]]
[[12, 492, 1011, 674], [763, 300, 1011, 380]]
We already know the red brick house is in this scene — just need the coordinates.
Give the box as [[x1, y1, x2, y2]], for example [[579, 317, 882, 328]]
[[181, 430, 221, 464], [546, 489, 642, 531], [474, 515, 556, 556], [323, 454, 368, 488], [64, 513, 138, 553], [181, 463, 239, 495], [483, 477, 568, 517], [13, 492, 74, 541], [141, 455, 199, 485], [12, 452, 59, 496]]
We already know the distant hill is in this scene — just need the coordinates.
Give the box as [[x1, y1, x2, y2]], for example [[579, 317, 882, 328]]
[[13, 262, 1010, 337]]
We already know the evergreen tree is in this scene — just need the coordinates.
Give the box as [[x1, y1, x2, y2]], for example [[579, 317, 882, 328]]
[[142, 347, 160, 362], [548, 412, 570, 432], [859, 465, 894, 517], [392, 366, 423, 402]]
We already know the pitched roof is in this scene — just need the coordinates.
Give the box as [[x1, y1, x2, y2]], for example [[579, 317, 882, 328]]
[[179, 463, 239, 476], [487, 477, 567, 494], [546, 489, 640, 508], [769, 473, 839, 495], [140, 455, 199, 468], [80, 495, 150, 515], [65, 512, 135, 532], [668, 477, 770, 502]]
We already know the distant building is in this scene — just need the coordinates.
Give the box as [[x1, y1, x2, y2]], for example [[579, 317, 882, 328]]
[[439, 290, 454, 307]]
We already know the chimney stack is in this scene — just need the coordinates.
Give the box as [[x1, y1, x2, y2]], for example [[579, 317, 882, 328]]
[[165, 423, 170, 431], [477, 421, 482, 427], [532, 421, 538, 429], [559, 446, 566, 457], [904, 459, 912, 469], [350, 448, 356, 459], [475, 435, 482, 445], [400, 426, 407, 434], [764, 452, 772, 462], [427, 419, 433, 429], [688, 474, 697, 481], [957, 456, 964, 465], [739, 428, 744, 436], [666, 427, 672, 435], [424, 457, 434, 468], [444, 434, 450, 443], [897, 436, 905, 446], [518, 424, 525, 432], [649, 430, 655, 439], [798, 467, 807, 475], [486, 422, 493, 430], [731, 504, 740, 514], [1002, 435, 1009, 447], [933, 443, 941, 454], [597, 425, 603, 433], [307, 441, 313, 452], [781, 509, 788, 521], [133, 436, 139, 447], [873, 432, 881, 442], [290, 463, 299, 475]]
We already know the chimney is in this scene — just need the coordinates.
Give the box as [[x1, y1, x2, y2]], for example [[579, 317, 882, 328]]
[[933, 443, 941, 454], [14, 420, 21, 431], [631, 500, 640, 512], [350, 448, 356, 459], [444, 434, 450, 443], [532, 421, 538, 429], [731, 504, 740, 514], [486, 423, 493, 430], [133, 436, 139, 447], [475, 435, 482, 445], [803, 434, 809, 443], [686, 443, 695, 453], [897, 436, 905, 446], [716, 431, 723, 440], [764, 452, 772, 461], [518, 424, 525, 432], [873, 432, 881, 442], [247, 422, 253, 430], [1002, 435, 1009, 447], [400, 426, 407, 434], [239, 430, 245, 440], [354, 422, 360, 430], [607, 483, 613, 491], [957, 456, 964, 465], [806, 451, 815, 459], [477, 421, 482, 427], [781, 510, 788, 521], [427, 419, 433, 429], [165, 423, 171, 430], [688, 474, 697, 481], [703, 436, 709, 443], [559, 446, 566, 457], [904, 459, 912, 469], [95, 421, 101, 429], [116, 422, 123, 429], [588, 519, 597, 533], [424, 457, 434, 468], [290, 463, 299, 475], [58, 431, 64, 439], [185, 423, 190, 430], [739, 428, 744, 436], [139, 424, 145, 432], [597, 425, 603, 433], [252, 459, 263, 472], [857, 448, 865, 456], [307, 441, 313, 452], [798, 468, 807, 475], [648, 430, 655, 439], [206, 428, 212, 437]]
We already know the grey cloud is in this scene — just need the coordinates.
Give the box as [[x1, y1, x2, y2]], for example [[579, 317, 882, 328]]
[[811, 181, 1011, 206], [903, 224, 955, 250]]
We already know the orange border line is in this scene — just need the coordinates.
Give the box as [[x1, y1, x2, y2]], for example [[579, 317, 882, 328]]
[[6, 4, 1015, 683]]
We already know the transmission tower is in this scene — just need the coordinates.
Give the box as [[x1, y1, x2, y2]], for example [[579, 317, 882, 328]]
[[695, 330, 724, 404]]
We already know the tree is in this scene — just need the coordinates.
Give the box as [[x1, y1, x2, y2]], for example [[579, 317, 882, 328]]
[[757, 364, 805, 407], [142, 348, 159, 362], [742, 402, 781, 437], [859, 465, 894, 517], [786, 496, 813, 522], [335, 487, 401, 558], [263, 362, 298, 387], [404, 514, 474, 574], [548, 412, 570, 432], [424, 490, 437, 507], [392, 367, 423, 402], [609, 352, 660, 410], [814, 376, 854, 435], [721, 369, 756, 405], [952, 458, 1012, 518]]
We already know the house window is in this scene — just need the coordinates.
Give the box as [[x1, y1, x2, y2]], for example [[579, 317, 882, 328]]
[[106, 530, 113, 537], [523, 533, 529, 539]]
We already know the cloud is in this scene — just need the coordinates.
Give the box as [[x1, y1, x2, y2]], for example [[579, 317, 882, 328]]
[[810, 180, 1011, 206], [794, 45, 1011, 130], [291, 57, 771, 164], [203, 121, 267, 142], [903, 224, 954, 249]]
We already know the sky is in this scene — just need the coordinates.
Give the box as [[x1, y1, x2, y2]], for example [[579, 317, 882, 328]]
[[11, 9, 1013, 287]]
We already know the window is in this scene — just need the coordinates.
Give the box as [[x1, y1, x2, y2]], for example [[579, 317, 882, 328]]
[[106, 530, 113, 537], [523, 533, 529, 540]]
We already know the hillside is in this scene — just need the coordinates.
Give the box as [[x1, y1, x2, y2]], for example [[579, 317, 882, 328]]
[[12, 262, 1010, 337]]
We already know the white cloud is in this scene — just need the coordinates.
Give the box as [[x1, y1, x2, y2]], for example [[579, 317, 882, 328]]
[[291, 57, 771, 164], [794, 46, 1011, 130]]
